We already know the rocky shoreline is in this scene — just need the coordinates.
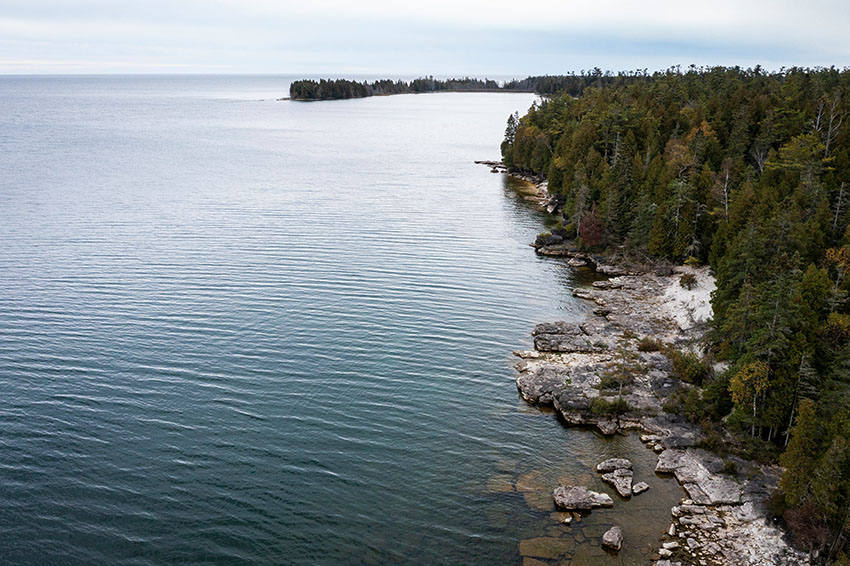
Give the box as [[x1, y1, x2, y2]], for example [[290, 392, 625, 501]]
[[512, 244, 808, 564], [475, 160, 560, 213]]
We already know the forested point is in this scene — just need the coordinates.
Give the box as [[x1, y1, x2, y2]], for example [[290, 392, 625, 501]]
[[502, 65, 850, 563], [287, 72, 639, 100]]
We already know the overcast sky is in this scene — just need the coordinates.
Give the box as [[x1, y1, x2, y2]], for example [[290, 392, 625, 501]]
[[2, 0, 848, 75]]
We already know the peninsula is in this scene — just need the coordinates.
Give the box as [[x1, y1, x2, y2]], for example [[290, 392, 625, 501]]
[[288, 71, 649, 101]]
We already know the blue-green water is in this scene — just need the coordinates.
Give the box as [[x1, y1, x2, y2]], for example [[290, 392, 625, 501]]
[[0, 76, 681, 565]]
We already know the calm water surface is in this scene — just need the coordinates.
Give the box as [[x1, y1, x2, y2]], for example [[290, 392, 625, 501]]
[[0, 76, 681, 565]]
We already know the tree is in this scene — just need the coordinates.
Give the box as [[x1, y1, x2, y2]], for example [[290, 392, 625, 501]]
[[780, 399, 820, 505], [578, 206, 603, 248], [730, 360, 769, 436]]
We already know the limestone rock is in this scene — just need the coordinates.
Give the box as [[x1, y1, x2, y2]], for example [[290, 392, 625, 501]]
[[532, 321, 575, 336], [515, 364, 569, 405], [601, 526, 623, 551], [596, 458, 632, 473], [632, 481, 649, 495], [601, 468, 633, 498], [552, 486, 613, 510], [596, 419, 619, 435], [656, 449, 742, 505], [531, 321, 609, 353]]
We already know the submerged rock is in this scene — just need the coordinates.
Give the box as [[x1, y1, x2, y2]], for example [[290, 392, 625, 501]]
[[553, 486, 613, 510], [518, 537, 573, 560], [602, 526, 623, 551]]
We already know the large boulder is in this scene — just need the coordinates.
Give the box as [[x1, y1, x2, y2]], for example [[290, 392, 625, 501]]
[[602, 526, 623, 551], [553, 486, 613, 510]]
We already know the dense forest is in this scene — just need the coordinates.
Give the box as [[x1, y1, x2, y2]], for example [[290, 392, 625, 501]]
[[501, 66, 850, 563], [287, 74, 628, 100], [289, 76, 505, 100]]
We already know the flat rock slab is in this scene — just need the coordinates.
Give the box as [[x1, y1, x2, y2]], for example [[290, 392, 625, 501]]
[[596, 458, 633, 473], [534, 333, 603, 353], [532, 321, 578, 335], [601, 468, 633, 498], [602, 526, 623, 551], [632, 481, 650, 495], [656, 449, 742, 505], [531, 321, 607, 353], [553, 485, 613, 510]]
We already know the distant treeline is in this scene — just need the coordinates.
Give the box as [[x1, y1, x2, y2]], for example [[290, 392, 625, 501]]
[[289, 72, 652, 101], [289, 76, 506, 100]]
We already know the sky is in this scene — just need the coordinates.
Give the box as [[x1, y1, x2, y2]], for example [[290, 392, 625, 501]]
[[1, 0, 848, 75]]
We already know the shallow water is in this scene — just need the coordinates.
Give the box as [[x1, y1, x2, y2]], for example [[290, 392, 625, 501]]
[[0, 75, 682, 565]]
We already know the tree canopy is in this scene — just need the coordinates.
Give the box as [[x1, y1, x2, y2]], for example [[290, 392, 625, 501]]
[[501, 65, 850, 562]]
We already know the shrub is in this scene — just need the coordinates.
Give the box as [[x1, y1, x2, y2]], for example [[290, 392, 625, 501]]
[[598, 373, 632, 390], [662, 387, 704, 423], [668, 349, 710, 385], [589, 396, 631, 416], [701, 373, 734, 420], [637, 336, 663, 352], [734, 434, 782, 464], [599, 347, 644, 393], [783, 503, 830, 554], [535, 231, 563, 247], [679, 272, 698, 289], [693, 420, 729, 456], [684, 256, 700, 267], [720, 459, 738, 476]]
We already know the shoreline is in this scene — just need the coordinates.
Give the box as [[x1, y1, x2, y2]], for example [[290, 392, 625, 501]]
[[493, 162, 808, 565], [286, 89, 538, 102]]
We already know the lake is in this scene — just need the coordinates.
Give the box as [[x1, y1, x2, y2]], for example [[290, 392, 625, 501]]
[[0, 75, 681, 565]]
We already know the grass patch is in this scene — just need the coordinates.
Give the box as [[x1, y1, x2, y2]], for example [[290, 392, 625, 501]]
[[637, 336, 663, 352]]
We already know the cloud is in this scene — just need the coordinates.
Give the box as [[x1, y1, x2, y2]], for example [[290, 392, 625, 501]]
[[1, 1, 848, 74]]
